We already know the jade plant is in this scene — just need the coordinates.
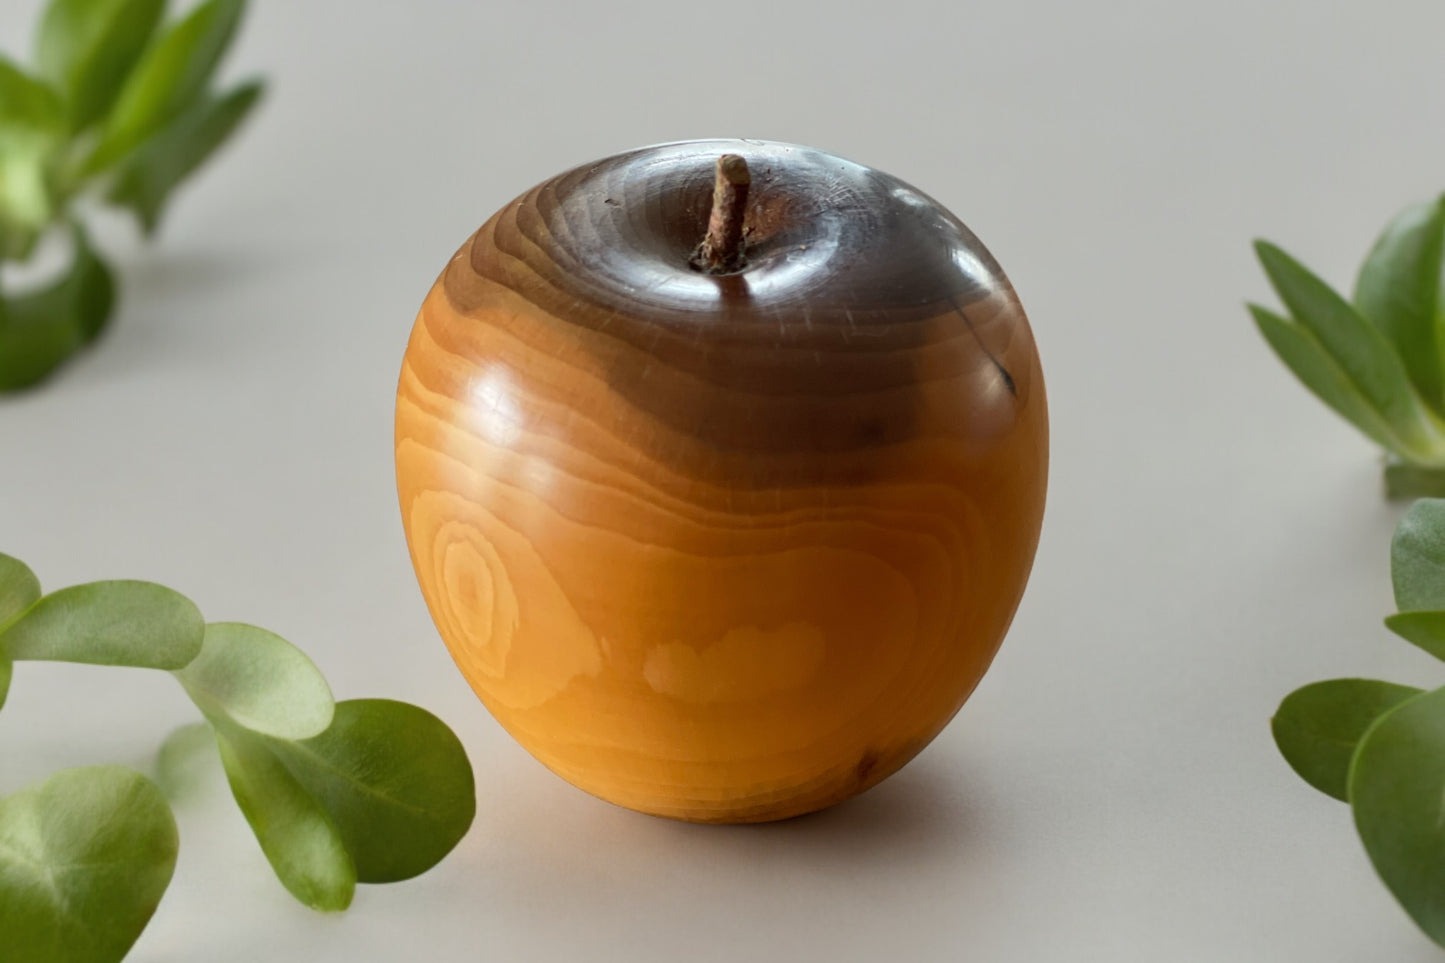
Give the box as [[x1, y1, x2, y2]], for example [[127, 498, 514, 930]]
[[0, 551, 476, 963], [1273, 500, 1445, 947], [1250, 195, 1445, 497], [0, 0, 262, 390]]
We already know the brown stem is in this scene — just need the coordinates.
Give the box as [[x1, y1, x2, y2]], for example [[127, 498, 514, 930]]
[[692, 154, 750, 273]]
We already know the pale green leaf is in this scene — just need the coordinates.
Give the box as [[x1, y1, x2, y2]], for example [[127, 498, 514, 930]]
[[35, 0, 167, 131], [270, 699, 475, 883], [108, 78, 262, 235], [153, 721, 216, 802], [176, 622, 333, 739], [1272, 678, 1423, 801], [86, 0, 246, 172], [0, 552, 42, 626], [215, 722, 356, 912], [0, 578, 202, 668], [1255, 240, 1443, 457], [0, 766, 178, 963], [1392, 499, 1445, 612], [1250, 304, 1404, 453], [0, 58, 64, 255], [0, 58, 65, 131]]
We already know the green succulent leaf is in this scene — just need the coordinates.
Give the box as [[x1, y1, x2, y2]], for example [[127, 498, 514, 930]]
[[2, 0, 260, 394], [108, 78, 262, 236], [1351, 684, 1445, 946], [176, 622, 334, 740], [214, 721, 357, 912], [1355, 197, 1445, 412], [0, 578, 203, 668], [211, 697, 474, 907], [1272, 678, 1424, 801], [152, 721, 216, 802], [86, 0, 247, 173], [0, 766, 179, 963], [1254, 240, 1444, 460], [0, 551, 28, 710], [0, 552, 42, 626], [1385, 611, 1445, 661], [0, 58, 65, 259], [0, 222, 116, 390], [0, 59, 66, 142], [269, 699, 476, 883], [1249, 304, 1404, 452], [0, 546, 471, 929], [35, 0, 168, 132], [1392, 499, 1445, 612]]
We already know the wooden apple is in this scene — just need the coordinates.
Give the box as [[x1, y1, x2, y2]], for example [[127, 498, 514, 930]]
[[395, 140, 1047, 823]]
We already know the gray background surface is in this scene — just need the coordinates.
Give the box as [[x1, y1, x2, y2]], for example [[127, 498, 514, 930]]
[[3, 0, 1444, 959]]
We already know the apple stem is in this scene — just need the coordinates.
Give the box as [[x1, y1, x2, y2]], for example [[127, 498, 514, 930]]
[[693, 154, 750, 273]]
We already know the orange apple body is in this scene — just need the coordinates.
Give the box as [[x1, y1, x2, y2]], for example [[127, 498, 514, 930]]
[[395, 140, 1047, 822]]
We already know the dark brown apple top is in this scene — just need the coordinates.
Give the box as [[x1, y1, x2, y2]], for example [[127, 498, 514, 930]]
[[437, 139, 1038, 469]]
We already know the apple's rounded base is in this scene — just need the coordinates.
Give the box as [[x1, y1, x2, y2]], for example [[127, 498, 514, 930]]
[[530, 736, 920, 825], [476, 682, 960, 825]]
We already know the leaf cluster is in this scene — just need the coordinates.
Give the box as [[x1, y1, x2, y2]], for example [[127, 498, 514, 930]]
[[0, 552, 476, 963], [1273, 500, 1445, 947], [1252, 198, 1445, 497], [0, 0, 263, 390]]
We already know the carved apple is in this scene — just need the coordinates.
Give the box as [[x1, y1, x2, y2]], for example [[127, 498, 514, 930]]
[[395, 140, 1047, 822]]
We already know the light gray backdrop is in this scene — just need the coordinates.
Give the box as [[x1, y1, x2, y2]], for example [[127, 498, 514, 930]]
[[2, 1, 1443, 959]]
